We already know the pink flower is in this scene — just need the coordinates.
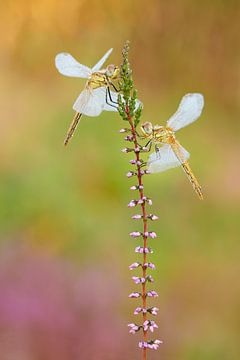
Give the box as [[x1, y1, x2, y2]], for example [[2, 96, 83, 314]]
[[143, 320, 158, 333], [132, 276, 145, 284], [128, 323, 140, 334], [135, 246, 153, 254], [130, 185, 138, 190], [124, 135, 134, 141], [130, 231, 141, 238], [148, 340, 163, 350], [149, 231, 157, 239], [149, 307, 159, 315], [143, 262, 156, 270], [148, 214, 159, 221], [134, 307, 147, 315], [146, 290, 158, 298], [119, 128, 127, 133], [126, 171, 136, 178], [146, 275, 154, 283], [128, 200, 137, 207], [132, 214, 142, 220], [138, 341, 148, 349], [129, 292, 141, 298], [129, 262, 141, 270], [129, 159, 136, 164]]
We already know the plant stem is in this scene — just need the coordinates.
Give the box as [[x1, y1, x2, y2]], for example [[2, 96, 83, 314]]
[[126, 104, 148, 360]]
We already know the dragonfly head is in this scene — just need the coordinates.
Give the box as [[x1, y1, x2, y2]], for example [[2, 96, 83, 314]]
[[106, 64, 120, 79], [140, 122, 154, 138]]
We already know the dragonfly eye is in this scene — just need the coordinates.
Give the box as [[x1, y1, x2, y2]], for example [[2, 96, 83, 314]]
[[141, 122, 153, 136], [106, 64, 119, 78]]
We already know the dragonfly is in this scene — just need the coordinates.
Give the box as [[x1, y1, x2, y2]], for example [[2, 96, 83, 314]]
[[140, 93, 204, 199], [55, 48, 120, 145]]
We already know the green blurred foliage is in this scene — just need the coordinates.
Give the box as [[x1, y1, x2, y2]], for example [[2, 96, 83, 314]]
[[0, 0, 239, 359]]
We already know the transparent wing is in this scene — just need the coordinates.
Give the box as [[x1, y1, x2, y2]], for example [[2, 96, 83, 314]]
[[73, 87, 107, 116], [148, 144, 190, 173], [91, 48, 113, 72], [55, 53, 92, 78], [167, 93, 204, 131]]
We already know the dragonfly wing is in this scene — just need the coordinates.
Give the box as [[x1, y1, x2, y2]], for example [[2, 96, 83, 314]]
[[167, 93, 204, 131], [148, 144, 190, 173], [55, 53, 92, 78], [91, 48, 113, 72], [73, 88, 103, 116]]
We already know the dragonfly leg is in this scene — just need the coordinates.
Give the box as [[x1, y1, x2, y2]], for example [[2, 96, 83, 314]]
[[105, 88, 118, 109], [107, 86, 119, 105], [142, 140, 152, 153], [109, 82, 120, 92]]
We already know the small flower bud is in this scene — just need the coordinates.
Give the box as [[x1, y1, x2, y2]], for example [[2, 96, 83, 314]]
[[132, 214, 142, 220], [146, 290, 158, 298], [126, 171, 136, 178], [124, 135, 134, 141], [130, 231, 141, 238], [149, 231, 157, 239], [129, 262, 141, 270], [132, 276, 146, 284], [130, 185, 138, 190], [148, 307, 159, 315], [128, 323, 140, 334], [119, 128, 127, 133], [129, 292, 141, 298], [143, 320, 158, 333], [135, 246, 153, 254], [147, 214, 159, 221], [128, 200, 137, 207], [143, 262, 156, 270], [146, 275, 154, 283]]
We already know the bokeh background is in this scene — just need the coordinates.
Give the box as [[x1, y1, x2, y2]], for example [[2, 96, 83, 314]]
[[0, 0, 240, 359]]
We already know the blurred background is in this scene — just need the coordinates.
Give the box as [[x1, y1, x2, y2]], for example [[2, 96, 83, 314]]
[[0, 0, 239, 359]]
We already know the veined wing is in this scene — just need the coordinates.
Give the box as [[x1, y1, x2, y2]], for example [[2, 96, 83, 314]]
[[55, 53, 92, 78], [91, 48, 113, 72], [148, 143, 190, 173], [73, 87, 107, 116], [167, 93, 204, 131]]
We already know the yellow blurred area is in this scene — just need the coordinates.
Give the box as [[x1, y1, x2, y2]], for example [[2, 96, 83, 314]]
[[0, 0, 240, 359]]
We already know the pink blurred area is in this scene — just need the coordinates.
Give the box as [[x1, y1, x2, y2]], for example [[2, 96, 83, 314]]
[[0, 244, 131, 360]]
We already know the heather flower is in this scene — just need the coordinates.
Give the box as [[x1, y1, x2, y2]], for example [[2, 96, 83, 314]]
[[128, 323, 140, 334], [132, 276, 146, 284], [146, 275, 154, 283], [147, 340, 163, 350], [148, 214, 159, 221], [130, 231, 141, 238], [129, 292, 141, 298], [135, 246, 153, 254], [143, 262, 156, 270], [129, 262, 141, 270], [146, 290, 158, 298], [148, 307, 159, 315], [143, 320, 158, 333], [128, 200, 137, 207], [134, 307, 147, 315], [132, 214, 142, 220], [126, 171, 136, 178], [119, 128, 127, 133]]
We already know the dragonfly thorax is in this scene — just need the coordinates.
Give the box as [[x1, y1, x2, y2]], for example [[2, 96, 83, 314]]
[[141, 122, 175, 144]]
